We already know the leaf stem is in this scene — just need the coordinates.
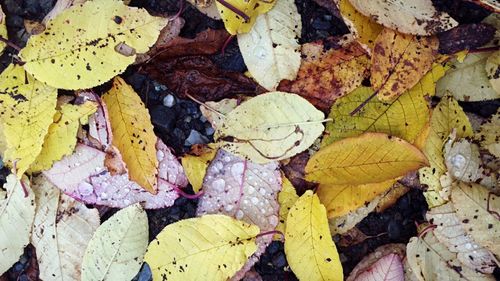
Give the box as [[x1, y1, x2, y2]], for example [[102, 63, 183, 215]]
[[185, 92, 226, 118], [0, 36, 22, 52], [350, 90, 378, 116], [171, 184, 205, 199], [216, 0, 250, 22], [256, 230, 285, 241], [468, 46, 500, 54]]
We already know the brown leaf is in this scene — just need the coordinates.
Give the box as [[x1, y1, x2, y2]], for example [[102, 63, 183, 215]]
[[278, 40, 370, 112], [281, 151, 318, 196], [142, 56, 264, 102], [438, 23, 496, 54]]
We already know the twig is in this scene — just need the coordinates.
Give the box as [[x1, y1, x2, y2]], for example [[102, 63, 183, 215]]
[[0, 35, 22, 52]]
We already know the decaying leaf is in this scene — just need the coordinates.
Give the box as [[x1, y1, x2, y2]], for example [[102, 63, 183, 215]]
[[0, 5, 7, 54], [419, 96, 473, 207], [482, 13, 500, 47], [200, 98, 238, 130], [181, 146, 216, 193], [285, 190, 343, 281], [477, 109, 500, 157], [102, 77, 158, 193], [186, 0, 220, 20], [352, 254, 404, 281], [216, 92, 325, 164], [348, 0, 458, 35], [437, 52, 500, 101], [485, 50, 500, 95], [81, 204, 148, 281], [444, 138, 485, 185], [19, 0, 168, 89], [306, 133, 428, 186], [0, 64, 57, 177], [216, 0, 276, 35], [406, 230, 494, 281], [278, 40, 370, 112], [471, 0, 500, 13], [371, 28, 439, 101], [0, 175, 36, 275], [426, 202, 496, 273], [451, 182, 500, 257], [437, 24, 496, 55], [281, 151, 318, 195], [237, 0, 301, 90], [30, 101, 97, 172], [31, 175, 100, 280], [145, 214, 260, 281], [275, 176, 298, 238], [196, 149, 281, 280]]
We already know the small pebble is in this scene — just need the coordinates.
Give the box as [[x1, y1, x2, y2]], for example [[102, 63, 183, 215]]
[[163, 94, 176, 107], [184, 130, 209, 146], [205, 127, 215, 135]]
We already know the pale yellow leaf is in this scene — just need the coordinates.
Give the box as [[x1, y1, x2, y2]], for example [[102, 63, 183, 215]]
[[200, 98, 238, 129], [0, 64, 57, 177], [306, 133, 428, 186], [285, 190, 343, 281], [82, 203, 148, 281], [335, 0, 382, 49], [477, 109, 500, 157], [19, 0, 168, 89], [0, 5, 7, 54], [216, 92, 325, 164], [485, 50, 500, 95], [145, 214, 260, 281], [275, 176, 298, 239], [181, 147, 216, 193], [237, 0, 301, 90], [102, 77, 158, 193], [0, 174, 36, 275]]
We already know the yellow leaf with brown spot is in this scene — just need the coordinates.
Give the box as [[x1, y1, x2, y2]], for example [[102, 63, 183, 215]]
[[102, 77, 158, 193], [371, 28, 439, 101], [216, 0, 276, 35], [477, 109, 499, 157], [306, 133, 428, 185], [30, 101, 97, 172], [318, 179, 396, 218], [275, 176, 298, 239], [336, 0, 383, 49], [0, 5, 7, 54], [19, 0, 168, 90], [0, 64, 57, 177], [181, 146, 217, 193]]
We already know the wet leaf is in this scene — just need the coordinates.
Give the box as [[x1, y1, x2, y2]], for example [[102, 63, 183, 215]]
[[477, 109, 500, 157], [0, 175, 36, 275], [145, 214, 260, 281], [0, 64, 57, 177], [306, 133, 428, 186], [31, 175, 100, 281], [216, 92, 325, 164], [237, 0, 301, 90], [200, 98, 238, 130], [285, 190, 343, 281], [0, 5, 7, 54], [347, 244, 406, 281], [216, 0, 276, 35], [451, 182, 500, 257], [278, 41, 370, 112], [371, 28, 439, 101], [181, 146, 216, 193], [102, 77, 158, 193], [348, 0, 458, 35], [485, 50, 500, 95], [19, 0, 168, 89], [82, 203, 148, 281], [471, 0, 500, 13]]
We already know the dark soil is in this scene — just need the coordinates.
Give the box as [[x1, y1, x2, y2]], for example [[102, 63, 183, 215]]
[[0, 0, 498, 280]]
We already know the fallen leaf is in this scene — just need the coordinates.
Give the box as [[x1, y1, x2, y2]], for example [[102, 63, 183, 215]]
[[285, 190, 343, 281], [19, 0, 168, 89], [216, 92, 325, 163], [444, 138, 483, 184], [200, 98, 238, 129], [0, 64, 57, 177], [216, 0, 276, 35], [348, 0, 458, 35], [436, 52, 500, 101], [31, 175, 100, 280], [82, 203, 148, 281], [371, 28, 439, 101], [482, 14, 500, 47], [102, 77, 158, 193], [438, 24, 496, 54], [375, 183, 410, 212], [306, 133, 428, 185], [30, 101, 97, 172], [275, 176, 298, 239], [471, 0, 500, 13], [419, 96, 473, 207], [278, 41, 370, 112], [406, 230, 494, 281], [318, 179, 396, 218], [280, 151, 318, 195], [196, 149, 281, 280], [42, 0, 86, 23], [347, 244, 406, 281], [335, 0, 383, 49], [0, 5, 7, 54], [451, 182, 500, 257], [145, 214, 260, 281], [181, 146, 216, 193], [142, 56, 263, 102], [237, 0, 301, 90], [485, 50, 500, 95], [426, 202, 496, 273], [0, 175, 36, 275], [477, 109, 500, 157], [186, 0, 220, 20]]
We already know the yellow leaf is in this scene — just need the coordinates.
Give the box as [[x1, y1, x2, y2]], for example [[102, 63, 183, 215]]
[[216, 92, 325, 164], [317, 179, 395, 218], [145, 214, 260, 281], [485, 50, 500, 95], [420, 96, 473, 207], [477, 109, 499, 157], [307, 133, 428, 186], [336, 0, 383, 49], [181, 147, 217, 193], [275, 176, 298, 239], [285, 190, 343, 281], [0, 5, 7, 54], [0, 64, 57, 177], [19, 0, 168, 89], [371, 28, 439, 101], [30, 101, 97, 172], [102, 77, 158, 193], [216, 0, 276, 35]]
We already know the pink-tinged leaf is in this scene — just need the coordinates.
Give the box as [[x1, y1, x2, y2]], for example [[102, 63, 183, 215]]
[[354, 254, 404, 281], [78, 91, 113, 149], [44, 139, 188, 209], [196, 149, 282, 281]]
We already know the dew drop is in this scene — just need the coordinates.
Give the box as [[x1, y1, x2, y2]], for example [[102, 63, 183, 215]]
[[269, 215, 279, 226], [251, 197, 259, 204], [212, 179, 225, 192], [156, 150, 165, 161], [259, 188, 266, 195], [224, 156, 231, 162], [77, 182, 93, 196], [225, 204, 234, 212], [450, 154, 466, 171], [235, 210, 244, 219], [101, 192, 108, 199], [247, 186, 255, 194], [231, 162, 245, 179]]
